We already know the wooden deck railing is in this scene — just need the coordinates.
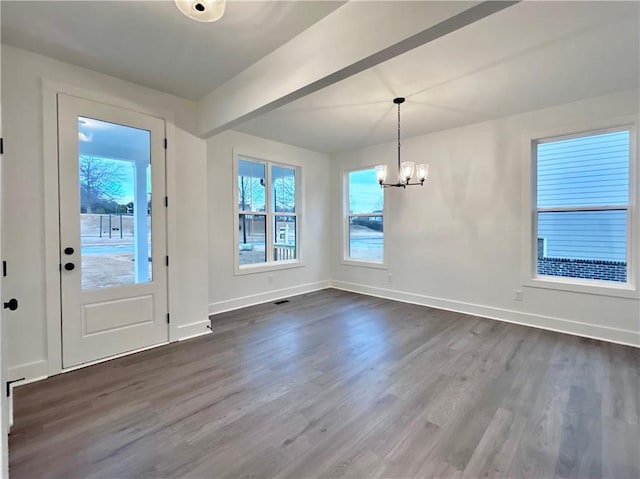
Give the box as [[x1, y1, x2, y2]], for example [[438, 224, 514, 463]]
[[274, 244, 296, 261]]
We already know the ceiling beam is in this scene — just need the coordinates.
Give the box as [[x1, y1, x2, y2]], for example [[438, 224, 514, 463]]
[[198, 1, 519, 138]]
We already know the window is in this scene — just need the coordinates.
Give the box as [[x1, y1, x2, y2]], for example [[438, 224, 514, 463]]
[[533, 128, 633, 285], [236, 155, 299, 272], [345, 168, 384, 263]]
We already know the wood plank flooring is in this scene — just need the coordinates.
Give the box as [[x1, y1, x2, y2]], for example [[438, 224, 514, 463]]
[[9, 289, 640, 478]]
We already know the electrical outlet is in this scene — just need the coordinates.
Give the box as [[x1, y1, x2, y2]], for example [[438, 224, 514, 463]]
[[514, 290, 523, 302], [268, 274, 274, 284], [387, 273, 393, 283]]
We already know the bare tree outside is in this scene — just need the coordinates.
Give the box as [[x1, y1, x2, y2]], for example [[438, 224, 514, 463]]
[[79, 155, 127, 213], [273, 172, 295, 212]]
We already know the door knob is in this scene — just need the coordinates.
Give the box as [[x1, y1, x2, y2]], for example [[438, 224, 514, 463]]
[[3, 298, 18, 311], [64, 263, 75, 271], [64, 247, 74, 255]]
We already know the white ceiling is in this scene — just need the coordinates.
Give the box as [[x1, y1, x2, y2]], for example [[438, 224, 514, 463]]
[[0, 0, 345, 100], [2, 1, 638, 153], [235, 1, 640, 154]]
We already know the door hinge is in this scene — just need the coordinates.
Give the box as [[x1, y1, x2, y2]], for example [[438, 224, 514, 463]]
[[0, 138, 4, 155], [165, 256, 169, 266], [2, 260, 6, 277], [167, 313, 170, 324], [6, 378, 25, 397], [165, 196, 168, 207], [164, 138, 168, 149]]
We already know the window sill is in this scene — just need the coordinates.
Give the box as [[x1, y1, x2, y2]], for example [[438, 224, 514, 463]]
[[524, 275, 639, 299], [341, 259, 388, 270], [234, 260, 305, 276]]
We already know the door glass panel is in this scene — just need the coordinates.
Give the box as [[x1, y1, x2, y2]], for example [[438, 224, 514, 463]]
[[78, 117, 152, 290]]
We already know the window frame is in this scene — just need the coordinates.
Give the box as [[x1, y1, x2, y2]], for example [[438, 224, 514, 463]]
[[233, 150, 303, 275], [523, 118, 638, 298], [342, 166, 387, 269]]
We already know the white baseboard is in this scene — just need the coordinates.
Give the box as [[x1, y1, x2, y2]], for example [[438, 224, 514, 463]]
[[8, 360, 48, 383], [8, 323, 212, 385], [209, 280, 331, 316], [177, 320, 212, 341], [330, 281, 640, 347], [6, 360, 49, 429], [11, 280, 634, 388]]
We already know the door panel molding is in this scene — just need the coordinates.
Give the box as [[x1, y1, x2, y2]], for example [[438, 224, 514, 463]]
[[82, 295, 154, 335], [42, 80, 177, 376]]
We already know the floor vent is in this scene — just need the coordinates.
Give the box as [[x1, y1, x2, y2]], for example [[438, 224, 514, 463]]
[[274, 299, 290, 305]]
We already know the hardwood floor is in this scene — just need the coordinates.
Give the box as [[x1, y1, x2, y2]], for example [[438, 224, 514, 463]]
[[9, 289, 639, 478]]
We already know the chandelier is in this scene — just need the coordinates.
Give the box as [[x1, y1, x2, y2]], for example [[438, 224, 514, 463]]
[[375, 98, 429, 188], [175, 0, 226, 22]]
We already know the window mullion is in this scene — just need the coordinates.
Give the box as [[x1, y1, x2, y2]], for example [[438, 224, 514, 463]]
[[265, 163, 273, 264], [349, 213, 384, 218], [537, 205, 628, 213]]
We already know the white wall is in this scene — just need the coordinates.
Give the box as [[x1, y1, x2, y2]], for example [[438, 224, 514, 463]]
[[331, 89, 640, 346], [1, 43, 637, 388], [1, 45, 209, 381], [208, 130, 331, 313], [170, 128, 209, 340]]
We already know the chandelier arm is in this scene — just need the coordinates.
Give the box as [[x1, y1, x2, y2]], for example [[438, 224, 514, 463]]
[[380, 181, 424, 188], [380, 180, 425, 187]]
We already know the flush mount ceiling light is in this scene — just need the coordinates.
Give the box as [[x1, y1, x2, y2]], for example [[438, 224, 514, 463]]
[[175, 0, 226, 22], [375, 97, 429, 188]]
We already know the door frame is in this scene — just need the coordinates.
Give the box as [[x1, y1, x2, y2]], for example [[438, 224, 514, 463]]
[[43, 80, 180, 377], [1, 99, 9, 479]]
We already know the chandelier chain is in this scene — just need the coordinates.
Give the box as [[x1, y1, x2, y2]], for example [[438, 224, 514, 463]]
[[397, 101, 401, 170]]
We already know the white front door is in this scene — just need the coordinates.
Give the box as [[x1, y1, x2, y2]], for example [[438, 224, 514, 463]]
[[58, 94, 168, 368]]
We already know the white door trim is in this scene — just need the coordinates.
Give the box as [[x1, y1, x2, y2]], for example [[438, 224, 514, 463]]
[[43, 80, 179, 377], [0, 99, 9, 479]]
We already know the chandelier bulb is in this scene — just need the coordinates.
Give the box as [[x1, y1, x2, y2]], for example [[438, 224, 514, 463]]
[[416, 164, 429, 181], [375, 165, 388, 184], [400, 162, 415, 182]]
